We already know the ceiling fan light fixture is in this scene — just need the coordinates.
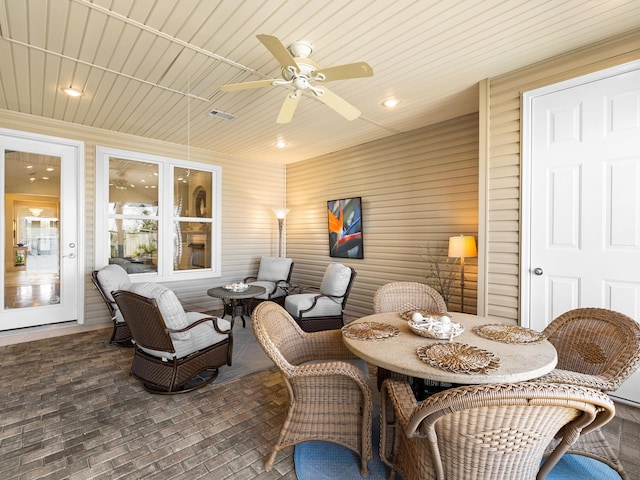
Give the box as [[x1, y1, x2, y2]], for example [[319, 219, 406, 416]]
[[61, 87, 84, 97], [288, 41, 312, 58]]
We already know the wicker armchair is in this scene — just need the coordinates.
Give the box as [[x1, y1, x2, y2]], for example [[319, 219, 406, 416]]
[[537, 307, 640, 479], [251, 301, 373, 476], [380, 379, 615, 480], [373, 282, 447, 314], [92, 265, 132, 345], [284, 263, 357, 332], [538, 307, 640, 392], [113, 283, 233, 394], [373, 282, 448, 394]]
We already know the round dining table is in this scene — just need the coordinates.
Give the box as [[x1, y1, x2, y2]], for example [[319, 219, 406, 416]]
[[342, 312, 557, 385]]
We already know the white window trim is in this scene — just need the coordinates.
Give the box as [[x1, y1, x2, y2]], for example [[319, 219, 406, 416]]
[[95, 146, 222, 281]]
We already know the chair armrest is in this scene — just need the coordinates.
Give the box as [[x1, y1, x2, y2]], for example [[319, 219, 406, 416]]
[[243, 275, 257, 283], [381, 378, 418, 433], [165, 315, 232, 335], [292, 359, 371, 393], [535, 368, 616, 391], [299, 293, 345, 316], [296, 329, 358, 362]]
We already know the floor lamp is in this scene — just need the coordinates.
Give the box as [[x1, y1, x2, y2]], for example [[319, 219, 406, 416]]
[[448, 235, 477, 313], [272, 208, 290, 257]]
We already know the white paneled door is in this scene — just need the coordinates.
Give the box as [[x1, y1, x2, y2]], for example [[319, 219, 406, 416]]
[[525, 62, 640, 405], [1, 129, 83, 330]]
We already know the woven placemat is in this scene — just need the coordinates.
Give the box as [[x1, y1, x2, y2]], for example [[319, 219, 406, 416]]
[[417, 342, 501, 374], [472, 324, 546, 344], [342, 322, 400, 341], [399, 309, 444, 321]]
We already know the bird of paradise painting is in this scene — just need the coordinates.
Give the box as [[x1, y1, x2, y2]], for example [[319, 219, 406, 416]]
[[327, 197, 363, 258]]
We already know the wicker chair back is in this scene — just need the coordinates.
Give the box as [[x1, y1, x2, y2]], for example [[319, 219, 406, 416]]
[[380, 380, 615, 480], [373, 282, 447, 314], [542, 307, 640, 391]]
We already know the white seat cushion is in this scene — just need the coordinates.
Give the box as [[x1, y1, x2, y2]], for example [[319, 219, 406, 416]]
[[250, 280, 287, 300], [320, 263, 352, 296], [284, 293, 342, 318], [96, 264, 131, 324], [257, 256, 293, 282], [139, 312, 232, 361], [123, 283, 190, 340], [96, 264, 131, 302]]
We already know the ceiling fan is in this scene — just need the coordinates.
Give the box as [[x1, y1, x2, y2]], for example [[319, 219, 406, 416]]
[[220, 34, 373, 124]]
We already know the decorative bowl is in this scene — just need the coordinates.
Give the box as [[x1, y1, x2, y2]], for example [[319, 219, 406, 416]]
[[408, 319, 464, 340], [223, 282, 250, 292]]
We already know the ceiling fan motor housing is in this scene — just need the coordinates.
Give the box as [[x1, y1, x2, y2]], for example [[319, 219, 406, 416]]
[[288, 41, 312, 58]]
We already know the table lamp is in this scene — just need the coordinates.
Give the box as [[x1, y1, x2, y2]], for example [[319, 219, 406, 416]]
[[448, 235, 477, 313], [273, 208, 290, 257]]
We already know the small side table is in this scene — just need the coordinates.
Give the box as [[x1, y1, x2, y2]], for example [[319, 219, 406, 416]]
[[207, 285, 266, 328]]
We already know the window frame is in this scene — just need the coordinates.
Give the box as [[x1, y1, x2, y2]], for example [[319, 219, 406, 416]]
[[95, 146, 222, 281]]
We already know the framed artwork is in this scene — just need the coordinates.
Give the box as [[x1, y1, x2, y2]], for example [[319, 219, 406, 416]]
[[327, 197, 363, 259]]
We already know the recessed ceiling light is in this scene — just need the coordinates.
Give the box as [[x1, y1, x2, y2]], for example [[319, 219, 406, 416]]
[[382, 98, 400, 108], [46, 167, 54, 171], [275, 140, 287, 148], [61, 87, 84, 97]]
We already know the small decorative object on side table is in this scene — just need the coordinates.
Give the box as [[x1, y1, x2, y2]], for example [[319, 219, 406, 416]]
[[207, 284, 266, 328]]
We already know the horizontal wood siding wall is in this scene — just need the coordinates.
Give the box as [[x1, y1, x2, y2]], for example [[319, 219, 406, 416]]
[[286, 114, 479, 318], [0, 110, 283, 327], [486, 28, 640, 321]]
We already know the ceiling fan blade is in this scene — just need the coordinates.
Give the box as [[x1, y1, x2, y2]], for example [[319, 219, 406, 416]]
[[316, 62, 373, 82], [257, 34, 299, 71], [220, 79, 275, 92], [314, 87, 361, 121], [276, 91, 301, 124]]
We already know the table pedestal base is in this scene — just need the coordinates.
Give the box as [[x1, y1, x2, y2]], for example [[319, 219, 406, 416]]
[[221, 299, 251, 328]]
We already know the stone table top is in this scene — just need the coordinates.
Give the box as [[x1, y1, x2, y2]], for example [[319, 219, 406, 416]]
[[342, 312, 557, 384]]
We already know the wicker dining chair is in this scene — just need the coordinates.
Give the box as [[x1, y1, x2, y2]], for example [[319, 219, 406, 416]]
[[538, 308, 640, 392], [113, 283, 233, 394], [537, 307, 640, 479], [251, 301, 373, 476], [380, 379, 616, 480], [373, 281, 447, 315], [373, 282, 448, 394]]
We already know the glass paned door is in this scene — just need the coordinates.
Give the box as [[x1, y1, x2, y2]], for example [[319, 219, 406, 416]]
[[1, 132, 80, 330]]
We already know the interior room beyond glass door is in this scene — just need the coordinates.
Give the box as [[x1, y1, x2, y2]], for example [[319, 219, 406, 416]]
[[1, 133, 80, 330]]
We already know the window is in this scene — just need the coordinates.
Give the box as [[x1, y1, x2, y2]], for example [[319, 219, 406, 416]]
[[96, 147, 221, 281]]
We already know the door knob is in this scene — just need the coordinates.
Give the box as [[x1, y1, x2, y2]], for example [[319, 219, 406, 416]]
[[63, 253, 76, 259], [533, 267, 543, 276]]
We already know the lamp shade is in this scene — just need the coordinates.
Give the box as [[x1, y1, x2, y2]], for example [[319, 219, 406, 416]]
[[272, 208, 290, 219], [448, 235, 477, 258]]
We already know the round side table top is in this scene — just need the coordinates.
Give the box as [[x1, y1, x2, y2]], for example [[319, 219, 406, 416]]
[[207, 285, 266, 299]]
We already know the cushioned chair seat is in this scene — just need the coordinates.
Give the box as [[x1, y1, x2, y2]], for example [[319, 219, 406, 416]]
[[113, 282, 233, 394], [139, 312, 232, 360], [92, 264, 132, 344], [284, 293, 342, 317], [250, 280, 288, 300], [245, 256, 294, 306], [284, 263, 357, 332]]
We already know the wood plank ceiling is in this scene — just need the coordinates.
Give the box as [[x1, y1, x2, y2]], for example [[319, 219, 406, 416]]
[[1, 0, 639, 163]]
